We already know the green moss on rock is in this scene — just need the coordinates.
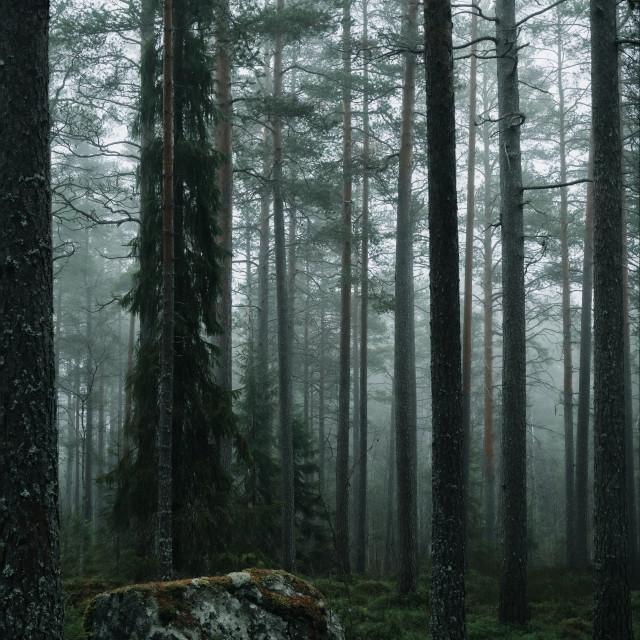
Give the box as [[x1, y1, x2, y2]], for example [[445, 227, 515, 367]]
[[85, 569, 344, 640]]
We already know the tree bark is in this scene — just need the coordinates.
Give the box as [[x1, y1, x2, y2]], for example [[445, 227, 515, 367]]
[[461, 2, 478, 570], [215, 0, 234, 471], [556, 11, 576, 569], [139, 0, 157, 350], [590, 0, 633, 635], [273, 0, 296, 574], [574, 131, 593, 571], [620, 40, 638, 576], [0, 2, 64, 635], [385, 376, 397, 574], [425, 0, 466, 636], [354, 0, 370, 574], [335, 0, 353, 579], [481, 70, 496, 545], [67, 390, 76, 516], [96, 375, 106, 525], [352, 278, 360, 537], [257, 40, 272, 467], [495, 0, 529, 623], [395, 0, 419, 596], [157, 0, 175, 582], [83, 233, 94, 525], [124, 312, 136, 455], [318, 305, 327, 496]]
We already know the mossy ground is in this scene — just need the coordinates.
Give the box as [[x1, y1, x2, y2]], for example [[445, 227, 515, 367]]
[[63, 568, 640, 639], [312, 568, 640, 640]]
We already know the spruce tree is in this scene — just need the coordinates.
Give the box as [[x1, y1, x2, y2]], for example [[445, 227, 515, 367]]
[[111, 0, 235, 576]]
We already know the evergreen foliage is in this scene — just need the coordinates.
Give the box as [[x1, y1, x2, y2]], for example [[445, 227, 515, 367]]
[[109, 0, 236, 576]]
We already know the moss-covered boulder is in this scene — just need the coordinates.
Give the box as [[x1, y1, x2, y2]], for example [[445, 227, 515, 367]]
[[85, 568, 344, 640]]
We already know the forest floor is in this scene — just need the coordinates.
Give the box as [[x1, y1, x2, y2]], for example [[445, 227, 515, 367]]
[[63, 567, 640, 639], [312, 566, 640, 640]]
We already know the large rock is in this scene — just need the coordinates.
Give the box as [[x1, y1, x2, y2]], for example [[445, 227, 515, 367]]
[[85, 568, 344, 640]]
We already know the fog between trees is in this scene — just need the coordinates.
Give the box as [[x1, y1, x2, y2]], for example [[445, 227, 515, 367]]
[[1, 0, 639, 638]]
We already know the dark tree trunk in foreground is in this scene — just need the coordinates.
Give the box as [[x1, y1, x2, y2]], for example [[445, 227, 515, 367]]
[[425, 0, 466, 637], [590, 0, 633, 636], [623, 202, 638, 579], [574, 134, 593, 572], [395, 0, 419, 596], [496, 0, 529, 624], [157, 0, 175, 581], [273, 0, 296, 574], [336, 0, 353, 579], [0, 2, 64, 636]]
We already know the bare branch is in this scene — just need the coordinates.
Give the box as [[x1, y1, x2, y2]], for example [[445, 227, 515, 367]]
[[453, 3, 498, 22], [515, 0, 567, 28], [522, 178, 592, 191], [452, 35, 498, 50]]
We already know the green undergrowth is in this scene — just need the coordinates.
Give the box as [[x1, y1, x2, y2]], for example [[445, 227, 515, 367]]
[[62, 567, 640, 639], [312, 568, 640, 640]]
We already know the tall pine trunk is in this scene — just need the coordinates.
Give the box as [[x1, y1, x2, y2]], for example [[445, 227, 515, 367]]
[[83, 232, 94, 525], [215, 0, 234, 470], [257, 39, 272, 466], [482, 70, 496, 544], [354, 0, 370, 574], [273, 0, 296, 574], [157, 0, 175, 581], [318, 305, 327, 495], [395, 0, 419, 596], [623, 200, 638, 578], [557, 11, 576, 569], [425, 0, 466, 636], [352, 280, 360, 537], [335, 0, 353, 578], [461, 3, 478, 569], [0, 1, 64, 634], [385, 376, 397, 573], [495, 0, 529, 623], [590, 0, 633, 635], [96, 376, 106, 525], [574, 132, 593, 571]]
